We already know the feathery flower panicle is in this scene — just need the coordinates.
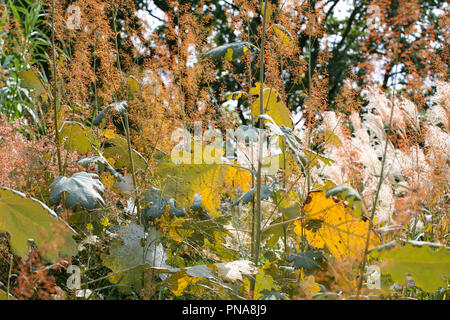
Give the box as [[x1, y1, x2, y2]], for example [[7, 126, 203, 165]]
[[424, 125, 450, 162]]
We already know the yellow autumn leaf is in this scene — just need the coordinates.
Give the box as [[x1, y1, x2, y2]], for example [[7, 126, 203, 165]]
[[100, 172, 115, 189], [100, 217, 110, 227], [127, 75, 141, 98], [158, 214, 194, 243], [272, 24, 294, 47], [250, 86, 293, 128], [300, 275, 321, 298], [226, 91, 244, 101], [294, 191, 379, 260], [0, 289, 15, 300], [224, 48, 234, 61], [101, 128, 118, 139], [243, 267, 277, 299], [156, 163, 251, 217], [168, 272, 202, 296]]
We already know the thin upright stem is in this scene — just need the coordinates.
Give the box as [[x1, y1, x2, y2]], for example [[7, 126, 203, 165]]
[[250, 0, 269, 298], [123, 112, 141, 224], [51, 0, 62, 175], [112, 4, 122, 74]]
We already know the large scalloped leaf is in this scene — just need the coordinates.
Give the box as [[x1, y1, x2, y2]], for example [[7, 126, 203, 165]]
[[379, 243, 450, 292], [293, 191, 379, 259], [58, 121, 99, 154], [287, 250, 323, 270], [156, 163, 251, 217], [243, 268, 277, 299], [103, 137, 148, 170], [101, 223, 173, 294], [49, 172, 105, 210], [0, 188, 77, 261]]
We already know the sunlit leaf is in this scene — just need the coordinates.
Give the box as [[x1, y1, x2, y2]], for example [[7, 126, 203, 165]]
[[250, 85, 293, 128], [379, 243, 450, 292], [293, 191, 379, 259], [0, 289, 15, 300], [156, 163, 251, 217], [215, 260, 257, 282], [166, 259, 257, 296], [59, 121, 99, 154], [0, 188, 77, 261], [167, 270, 203, 296], [261, 1, 273, 22], [299, 275, 321, 298], [272, 24, 294, 47], [244, 268, 277, 299], [323, 129, 342, 147], [226, 91, 245, 101], [303, 149, 333, 167]]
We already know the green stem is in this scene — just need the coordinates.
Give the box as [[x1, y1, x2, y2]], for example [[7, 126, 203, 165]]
[[250, 0, 269, 298], [51, 0, 62, 175], [247, 20, 256, 261], [282, 137, 288, 258]]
